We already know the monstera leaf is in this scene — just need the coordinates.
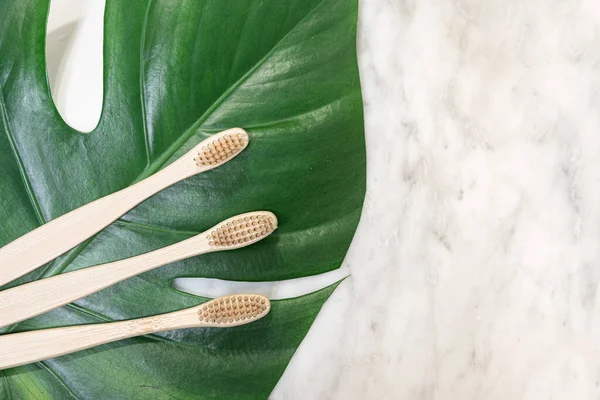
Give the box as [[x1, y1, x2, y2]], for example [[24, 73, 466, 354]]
[[0, 0, 365, 398]]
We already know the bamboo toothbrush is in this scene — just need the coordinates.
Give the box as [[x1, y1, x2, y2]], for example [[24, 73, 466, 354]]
[[0, 128, 249, 287], [0, 294, 270, 370], [0, 211, 277, 329]]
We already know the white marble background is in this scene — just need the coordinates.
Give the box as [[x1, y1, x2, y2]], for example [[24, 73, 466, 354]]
[[46, 0, 600, 398], [276, 0, 600, 399]]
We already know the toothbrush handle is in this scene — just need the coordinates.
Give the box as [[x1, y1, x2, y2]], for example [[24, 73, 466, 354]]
[[0, 236, 210, 329], [0, 157, 197, 288], [0, 308, 201, 370]]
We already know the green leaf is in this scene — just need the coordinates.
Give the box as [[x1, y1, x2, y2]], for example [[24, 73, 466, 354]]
[[0, 0, 364, 398]]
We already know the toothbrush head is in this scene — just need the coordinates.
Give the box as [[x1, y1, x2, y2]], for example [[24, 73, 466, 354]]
[[194, 128, 249, 169], [197, 294, 270, 327], [207, 211, 277, 249]]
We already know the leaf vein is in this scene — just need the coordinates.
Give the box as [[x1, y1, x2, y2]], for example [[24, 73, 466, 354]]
[[135, 0, 328, 181], [115, 219, 198, 237], [139, 0, 154, 166], [1, 371, 12, 400], [36, 361, 81, 400], [0, 89, 46, 225]]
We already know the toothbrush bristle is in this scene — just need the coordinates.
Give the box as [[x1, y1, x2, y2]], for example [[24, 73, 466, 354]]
[[194, 132, 249, 167], [207, 212, 277, 247], [197, 294, 270, 325]]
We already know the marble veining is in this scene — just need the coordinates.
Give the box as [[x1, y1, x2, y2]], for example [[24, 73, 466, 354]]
[[273, 0, 600, 398]]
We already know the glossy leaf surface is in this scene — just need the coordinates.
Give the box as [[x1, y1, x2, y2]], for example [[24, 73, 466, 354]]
[[0, 0, 364, 398]]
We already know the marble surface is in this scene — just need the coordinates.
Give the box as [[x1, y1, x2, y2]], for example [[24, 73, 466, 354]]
[[275, 0, 600, 398], [46, 0, 600, 398]]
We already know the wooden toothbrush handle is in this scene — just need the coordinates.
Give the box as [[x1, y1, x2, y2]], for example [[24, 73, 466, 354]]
[[0, 235, 210, 328], [0, 308, 200, 370], [0, 157, 196, 288]]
